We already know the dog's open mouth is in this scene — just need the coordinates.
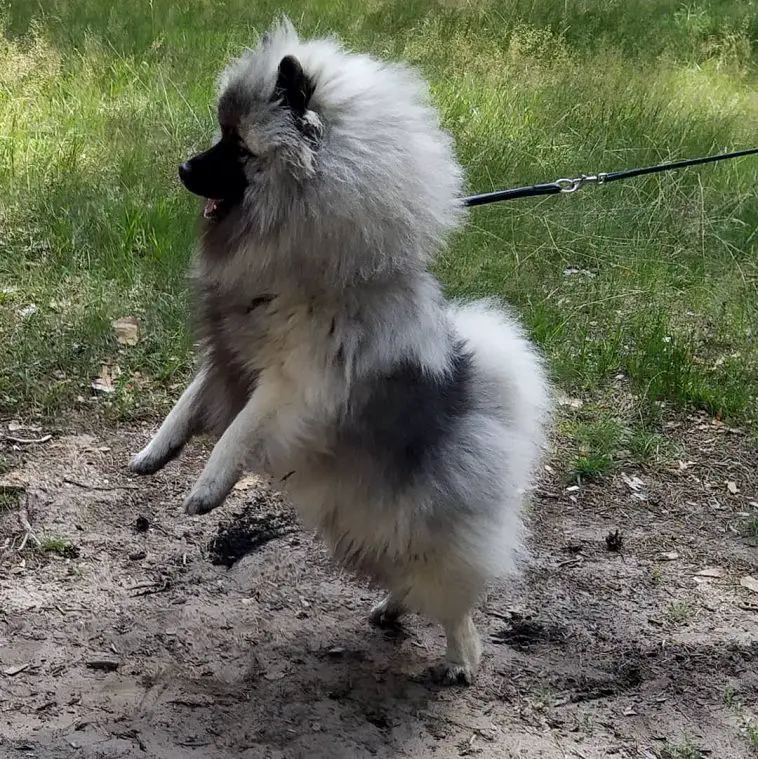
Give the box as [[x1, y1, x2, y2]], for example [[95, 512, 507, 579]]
[[203, 198, 224, 220]]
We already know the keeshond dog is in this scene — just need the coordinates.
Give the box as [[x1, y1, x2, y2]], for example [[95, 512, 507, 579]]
[[130, 18, 550, 684]]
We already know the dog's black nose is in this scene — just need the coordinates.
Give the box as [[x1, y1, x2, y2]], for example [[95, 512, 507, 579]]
[[178, 161, 192, 183]]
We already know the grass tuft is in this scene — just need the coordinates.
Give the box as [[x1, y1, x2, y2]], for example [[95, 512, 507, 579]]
[[39, 535, 79, 558], [666, 600, 696, 623], [661, 736, 703, 759]]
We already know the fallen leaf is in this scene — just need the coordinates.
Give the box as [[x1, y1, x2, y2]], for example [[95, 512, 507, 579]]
[[622, 473, 645, 492], [91, 364, 119, 394], [18, 304, 37, 317], [740, 576, 758, 594], [556, 392, 583, 409], [659, 552, 679, 562], [233, 474, 262, 491], [695, 567, 724, 578], [726, 480, 739, 495], [111, 316, 139, 346]]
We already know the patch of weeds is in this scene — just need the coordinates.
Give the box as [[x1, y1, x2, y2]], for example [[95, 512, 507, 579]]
[[666, 601, 695, 623], [650, 566, 663, 586], [627, 426, 672, 463], [660, 735, 703, 759], [40, 536, 80, 559], [741, 513, 758, 540], [746, 722, 758, 754], [571, 452, 614, 481], [0, 488, 19, 512], [533, 685, 556, 709], [723, 685, 737, 708], [567, 418, 623, 483], [578, 712, 593, 735]]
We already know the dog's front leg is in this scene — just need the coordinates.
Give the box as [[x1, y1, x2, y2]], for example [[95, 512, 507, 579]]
[[129, 367, 209, 475], [183, 387, 271, 516]]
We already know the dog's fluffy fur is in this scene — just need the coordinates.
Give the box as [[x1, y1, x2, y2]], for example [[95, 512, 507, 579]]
[[130, 18, 551, 683]]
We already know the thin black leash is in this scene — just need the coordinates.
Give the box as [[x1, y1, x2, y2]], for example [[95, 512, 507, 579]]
[[460, 147, 758, 207]]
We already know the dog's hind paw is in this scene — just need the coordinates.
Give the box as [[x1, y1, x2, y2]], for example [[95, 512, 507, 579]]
[[429, 661, 475, 687]]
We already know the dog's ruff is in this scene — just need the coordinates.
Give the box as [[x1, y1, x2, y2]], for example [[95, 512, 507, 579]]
[[130, 18, 551, 684]]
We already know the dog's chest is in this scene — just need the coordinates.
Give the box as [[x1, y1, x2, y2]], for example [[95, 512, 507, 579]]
[[199, 285, 337, 389]]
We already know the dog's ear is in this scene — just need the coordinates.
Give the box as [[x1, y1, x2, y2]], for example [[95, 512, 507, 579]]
[[274, 55, 314, 117]]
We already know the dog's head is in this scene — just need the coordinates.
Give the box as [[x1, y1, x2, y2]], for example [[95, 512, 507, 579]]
[[179, 20, 322, 225], [181, 18, 465, 284]]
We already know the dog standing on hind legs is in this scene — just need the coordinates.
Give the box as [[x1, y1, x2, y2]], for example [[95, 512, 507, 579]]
[[130, 18, 551, 684]]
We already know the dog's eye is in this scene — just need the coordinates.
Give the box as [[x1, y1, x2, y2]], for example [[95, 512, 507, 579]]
[[236, 141, 253, 159]]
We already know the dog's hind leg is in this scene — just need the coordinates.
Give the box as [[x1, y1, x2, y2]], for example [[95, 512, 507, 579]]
[[436, 613, 482, 686], [404, 565, 484, 685], [129, 367, 210, 475]]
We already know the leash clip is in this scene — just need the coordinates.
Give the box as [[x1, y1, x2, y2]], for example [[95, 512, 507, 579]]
[[556, 173, 608, 193]]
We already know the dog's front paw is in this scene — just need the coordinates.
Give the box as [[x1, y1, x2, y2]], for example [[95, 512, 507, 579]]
[[183, 480, 227, 516], [129, 448, 164, 476]]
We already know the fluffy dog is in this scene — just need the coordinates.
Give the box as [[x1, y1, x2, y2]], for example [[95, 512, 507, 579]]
[[130, 18, 550, 684]]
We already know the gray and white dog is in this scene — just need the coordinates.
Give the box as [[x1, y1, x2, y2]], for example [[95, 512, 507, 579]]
[[130, 18, 550, 684]]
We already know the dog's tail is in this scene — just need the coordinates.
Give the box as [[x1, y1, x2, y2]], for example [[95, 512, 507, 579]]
[[448, 299, 551, 495]]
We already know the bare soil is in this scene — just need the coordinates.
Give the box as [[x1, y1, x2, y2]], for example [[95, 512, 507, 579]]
[[1, 414, 757, 758]]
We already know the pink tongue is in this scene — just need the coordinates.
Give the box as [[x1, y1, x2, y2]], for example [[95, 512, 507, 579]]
[[203, 198, 219, 218]]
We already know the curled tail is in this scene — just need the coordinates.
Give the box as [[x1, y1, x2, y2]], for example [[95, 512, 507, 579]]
[[448, 298, 552, 493]]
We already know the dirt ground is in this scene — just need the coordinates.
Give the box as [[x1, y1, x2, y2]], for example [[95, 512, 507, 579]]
[[1, 412, 757, 758]]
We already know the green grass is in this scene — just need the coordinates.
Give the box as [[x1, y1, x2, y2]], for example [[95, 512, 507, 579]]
[[39, 535, 78, 557], [666, 600, 696, 623], [1, 0, 757, 429], [0, 488, 19, 511], [742, 512, 758, 539], [747, 722, 758, 755], [566, 417, 623, 481], [660, 736, 703, 759], [563, 405, 679, 482], [724, 685, 738, 708]]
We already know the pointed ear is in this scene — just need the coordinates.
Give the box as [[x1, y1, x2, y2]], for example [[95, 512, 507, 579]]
[[274, 55, 314, 116]]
